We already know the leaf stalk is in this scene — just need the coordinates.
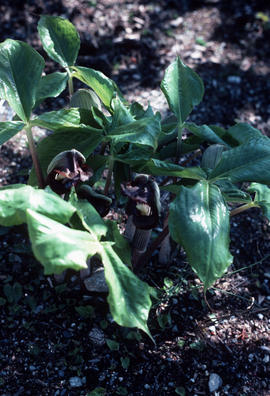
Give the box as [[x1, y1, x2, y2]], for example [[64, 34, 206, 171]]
[[104, 155, 114, 195], [230, 202, 259, 217], [25, 124, 44, 188]]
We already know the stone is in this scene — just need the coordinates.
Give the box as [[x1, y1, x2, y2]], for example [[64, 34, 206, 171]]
[[89, 327, 105, 346], [84, 268, 108, 293], [227, 75, 241, 84], [69, 377, 83, 388], [208, 373, 222, 392]]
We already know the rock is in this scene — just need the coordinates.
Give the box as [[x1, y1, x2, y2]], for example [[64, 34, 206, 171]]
[[83, 268, 108, 293], [208, 373, 222, 392], [263, 355, 269, 363], [89, 327, 105, 346], [69, 376, 83, 388], [54, 271, 66, 283], [227, 75, 241, 84], [79, 258, 91, 280]]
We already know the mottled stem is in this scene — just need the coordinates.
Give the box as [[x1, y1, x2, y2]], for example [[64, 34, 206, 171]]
[[25, 124, 44, 188], [104, 156, 114, 195]]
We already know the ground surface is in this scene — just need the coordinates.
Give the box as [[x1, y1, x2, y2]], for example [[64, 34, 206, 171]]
[[0, 0, 270, 395]]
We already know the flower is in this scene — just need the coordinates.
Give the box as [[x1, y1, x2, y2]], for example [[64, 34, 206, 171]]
[[121, 174, 160, 230], [46, 149, 91, 195]]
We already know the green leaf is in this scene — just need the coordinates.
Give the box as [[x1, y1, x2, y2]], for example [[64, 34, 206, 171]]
[[0, 39, 44, 122], [209, 136, 270, 184], [139, 159, 207, 180], [69, 189, 107, 239], [160, 57, 204, 124], [105, 338, 119, 351], [31, 108, 81, 131], [216, 180, 252, 203], [201, 144, 227, 170], [75, 305, 95, 319], [185, 123, 229, 147], [35, 71, 68, 107], [108, 116, 161, 150], [72, 66, 117, 109], [0, 184, 75, 227], [104, 220, 131, 267], [110, 97, 135, 128], [26, 209, 99, 274], [227, 122, 263, 145], [248, 183, 270, 220], [169, 181, 233, 289], [70, 88, 101, 110], [115, 147, 152, 166], [120, 357, 130, 369], [0, 121, 25, 145], [3, 282, 22, 304], [38, 15, 80, 67], [28, 126, 103, 186], [100, 243, 153, 340], [175, 387, 185, 396], [87, 388, 106, 396]]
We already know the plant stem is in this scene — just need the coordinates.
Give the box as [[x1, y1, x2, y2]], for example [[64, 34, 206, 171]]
[[230, 202, 259, 217], [138, 225, 169, 270], [103, 155, 114, 195], [25, 124, 44, 188], [67, 68, 74, 97], [176, 121, 183, 158]]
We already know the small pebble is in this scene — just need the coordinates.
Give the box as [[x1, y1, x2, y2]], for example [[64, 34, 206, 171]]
[[227, 75, 241, 84], [257, 313, 264, 320], [208, 373, 222, 392], [69, 376, 83, 388], [263, 355, 269, 363]]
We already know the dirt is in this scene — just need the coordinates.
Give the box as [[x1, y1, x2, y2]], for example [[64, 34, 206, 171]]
[[0, 1, 270, 395]]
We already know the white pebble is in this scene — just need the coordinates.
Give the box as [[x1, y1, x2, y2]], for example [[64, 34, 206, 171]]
[[208, 373, 222, 392]]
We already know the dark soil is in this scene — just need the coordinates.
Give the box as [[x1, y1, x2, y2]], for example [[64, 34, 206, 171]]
[[0, 1, 270, 395]]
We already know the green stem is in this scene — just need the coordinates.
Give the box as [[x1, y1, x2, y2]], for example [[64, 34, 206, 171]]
[[230, 202, 259, 217], [176, 121, 183, 158], [103, 155, 114, 195], [25, 124, 44, 188]]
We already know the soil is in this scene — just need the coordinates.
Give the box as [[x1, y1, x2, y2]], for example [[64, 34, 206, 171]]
[[0, 1, 270, 395]]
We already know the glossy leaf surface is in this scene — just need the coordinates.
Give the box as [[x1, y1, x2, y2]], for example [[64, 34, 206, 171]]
[[0, 39, 44, 121], [0, 121, 25, 145], [169, 181, 233, 289], [0, 184, 75, 226], [27, 209, 98, 274], [35, 71, 68, 107], [161, 57, 204, 123], [108, 117, 161, 150], [104, 220, 131, 267], [209, 137, 270, 184], [248, 183, 270, 220], [100, 243, 153, 340], [69, 190, 108, 239], [216, 180, 252, 203], [31, 108, 81, 131], [227, 123, 262, 145], [140, 159, 206, 179], [38, 15, 80, 67], [73, 66, 117, 109], [185, 123, 229, 147]]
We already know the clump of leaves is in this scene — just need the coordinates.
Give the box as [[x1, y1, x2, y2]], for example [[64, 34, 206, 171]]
[[1, 15, 270, 339]]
